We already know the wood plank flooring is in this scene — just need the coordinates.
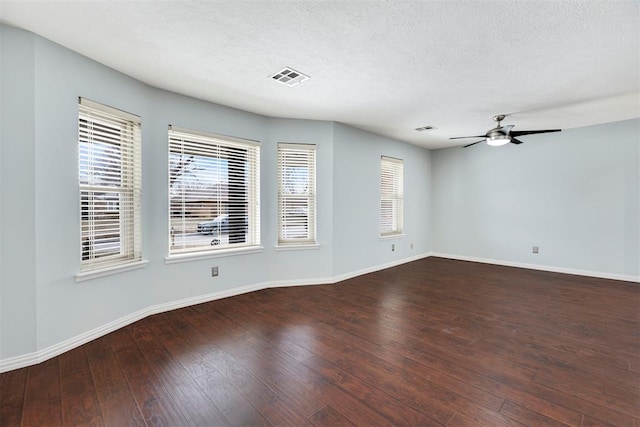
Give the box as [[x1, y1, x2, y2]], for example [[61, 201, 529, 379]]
[[1, 257, 638, 426]]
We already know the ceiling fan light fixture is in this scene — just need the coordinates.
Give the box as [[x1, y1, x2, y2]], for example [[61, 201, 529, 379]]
[[486, 134, 510, 146]]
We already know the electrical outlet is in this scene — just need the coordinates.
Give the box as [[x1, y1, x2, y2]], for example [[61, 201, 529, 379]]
[[392, 244, 395, 252], [211, 266, 219, 277], [410, 243, 414, 250], [532, 246, 539, 254]]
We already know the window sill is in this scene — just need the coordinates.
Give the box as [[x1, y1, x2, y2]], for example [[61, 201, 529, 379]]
[[165, 246, 264, 264], [75, 259, 149, 283], [379, 233, 405, 240], [274, 243, 320, 251]]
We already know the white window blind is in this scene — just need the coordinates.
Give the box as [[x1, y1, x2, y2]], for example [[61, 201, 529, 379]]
[[78, 98, 142, 272], [380, 156, 403, 236], [277, 143, 316, 245], [169, 126, 260, 255]]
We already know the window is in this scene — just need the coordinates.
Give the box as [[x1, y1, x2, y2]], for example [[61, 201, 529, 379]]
[[380, 156, 403, 236], [169, 126, 260, 255], [78, 98, 142, 272], [277, 143, 316, 246]]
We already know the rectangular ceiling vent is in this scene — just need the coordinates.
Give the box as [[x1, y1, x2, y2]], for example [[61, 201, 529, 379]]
[[415, 126, 437, 132], [271, 67, 310, 87]]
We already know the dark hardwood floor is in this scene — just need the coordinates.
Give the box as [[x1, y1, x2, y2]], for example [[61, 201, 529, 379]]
[[1, 257, 639, 426]]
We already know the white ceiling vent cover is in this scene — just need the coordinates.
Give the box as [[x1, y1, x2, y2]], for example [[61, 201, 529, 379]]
[[271, 67, 310, 87]]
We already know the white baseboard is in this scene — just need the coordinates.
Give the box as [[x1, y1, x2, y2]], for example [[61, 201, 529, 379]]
[[0, 282, 268, 373], [4, 250, 633, 373], [430, 252, 640, 283], [0, 252, 430, 373], [330, 252, 432, 283]]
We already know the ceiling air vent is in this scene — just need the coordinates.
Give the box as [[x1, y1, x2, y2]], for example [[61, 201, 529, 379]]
[[415, 126, 437, 132], [271, 67, 310, 87]]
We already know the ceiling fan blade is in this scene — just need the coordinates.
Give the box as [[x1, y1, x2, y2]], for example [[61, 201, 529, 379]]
[[510, 138, 524, 145], [500, 124, 514, 135], [449, 135, 486, 140], [462, 140, 484, 148], [510, 129, 561, 137]]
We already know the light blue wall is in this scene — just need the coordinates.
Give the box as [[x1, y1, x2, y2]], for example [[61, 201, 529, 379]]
[[1, 26, 38, 359], [332, 123, 432, 277], [431, 118, 640, 279], [0, 25, 3, 360], [265, 118, 335, 281], [32, 30, 157, 352], [141, 89, 271, 309], [0, 26, 433, 361]]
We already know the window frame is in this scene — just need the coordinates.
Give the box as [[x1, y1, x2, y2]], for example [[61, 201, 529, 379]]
[[76, 97, 143, 279], [167, 125, 261, 259], [380, 155, 404, 237], [277, 143, 317, 247]]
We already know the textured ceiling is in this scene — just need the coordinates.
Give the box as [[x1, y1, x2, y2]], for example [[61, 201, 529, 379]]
[[1, 0, 638, 149]]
